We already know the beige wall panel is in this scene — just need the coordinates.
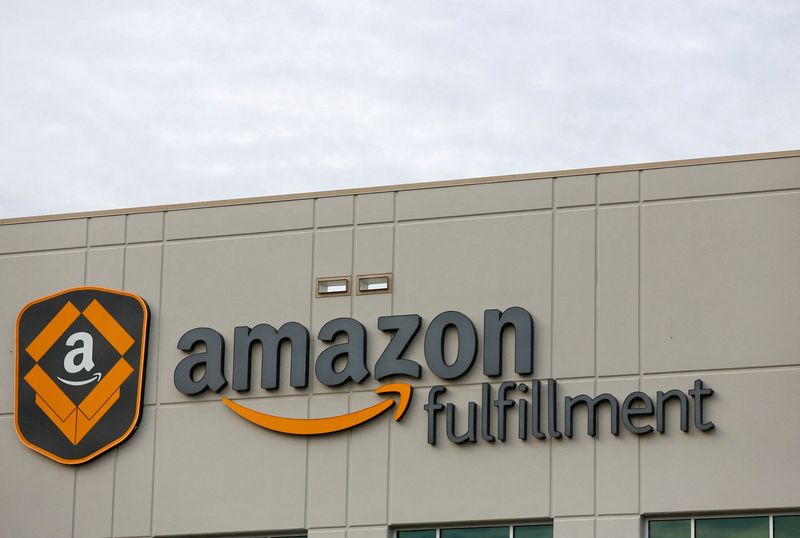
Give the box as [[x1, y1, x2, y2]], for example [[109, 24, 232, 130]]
[[354, 225, 393, 276], [598, 171, 639, 205], [596, 206, 638, 377], [307, 394, 349, 529], [397, 179, 551, 221], [0, 218, 86, 254], [0, 415, 75, 537], [596, 378, 639, 515], [158, 232, 312, 403], [394, 213, 552, 385], [113, 407, 155, 538], [86, 246, 124, 288], [124, 245, 162, 405], [556, 175, 595, 207], [357, 193, 394, 224], [73, 452, 115, 538], [349, 527, 389, 538], [552, 379, 595, 517], [152, 397, 308, 536], [641, 192, 800, 373], [640, 370, 800, 513], [88, 215, 126, 246], [0, 250, 85, 414], [165, 199, 313, 240], [596, 516, 640, 538], [554, 517, 595, 538], [127, 212, 163, 244], [318, 196, 355, 228], [389, 383, 550, 524], [315, 228, 353, 279], [553, 209, 595, 379], [348, 391, 390, 526], [642, 156, 800, 200]]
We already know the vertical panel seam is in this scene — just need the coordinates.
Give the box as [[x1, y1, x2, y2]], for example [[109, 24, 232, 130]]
[[549, 177, 555, 517], [593, 174, 599, 527], [148, 210, 166, 536], [346, 196, 356, 531], [386, 190, 398, 525], [305, 198, 317, 531], [637, 170, 643, 516], [110, 215, 129, 537], [71, 218, 90, 538]]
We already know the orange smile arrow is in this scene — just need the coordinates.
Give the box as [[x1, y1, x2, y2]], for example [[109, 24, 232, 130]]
[[221, 383, 412, 435]]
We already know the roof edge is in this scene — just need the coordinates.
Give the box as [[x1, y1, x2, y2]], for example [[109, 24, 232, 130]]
[[4, 148, 799, 225]]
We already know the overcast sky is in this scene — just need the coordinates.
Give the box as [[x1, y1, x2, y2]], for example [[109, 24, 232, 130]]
[[1, 1, 798, 219]]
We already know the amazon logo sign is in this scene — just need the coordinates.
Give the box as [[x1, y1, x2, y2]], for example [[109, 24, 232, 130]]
[[174, 308, 535, 437]]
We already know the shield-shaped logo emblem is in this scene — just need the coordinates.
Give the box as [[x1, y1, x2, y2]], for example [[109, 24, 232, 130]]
[[15, 287, 149, 464]]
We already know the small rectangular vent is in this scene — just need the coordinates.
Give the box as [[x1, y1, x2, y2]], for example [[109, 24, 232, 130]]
[[357, 274, 392, 295], [316, 277, 350, 297]]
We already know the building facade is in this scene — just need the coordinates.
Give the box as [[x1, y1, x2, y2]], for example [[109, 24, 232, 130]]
[[1, 150, 799, 538]]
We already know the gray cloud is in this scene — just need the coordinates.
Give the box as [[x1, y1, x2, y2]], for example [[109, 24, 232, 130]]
[[1, 1, 798, 218]]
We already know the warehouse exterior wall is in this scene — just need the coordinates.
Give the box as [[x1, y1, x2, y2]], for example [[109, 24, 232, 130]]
[[0, 151, 799, 538]]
